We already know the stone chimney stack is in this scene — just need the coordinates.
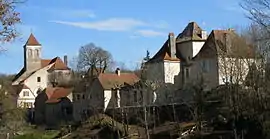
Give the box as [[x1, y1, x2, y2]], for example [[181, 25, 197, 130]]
[[64, 55, 68, 66], [168, 32, 176, 58], [201, 30, 207, 40], [115, 68, 120, 76]]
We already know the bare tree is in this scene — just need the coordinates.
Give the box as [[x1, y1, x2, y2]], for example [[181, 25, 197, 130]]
[[48, 71, 73, 87], [241, 0, 270, 32], [77, 43, 113, 74], [0, 0, 22, 49]]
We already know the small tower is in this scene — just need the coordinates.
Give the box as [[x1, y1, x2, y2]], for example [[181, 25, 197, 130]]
[[24, 33, 42, 73]]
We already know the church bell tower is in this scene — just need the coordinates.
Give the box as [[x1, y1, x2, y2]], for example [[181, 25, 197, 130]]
[[24, 33, 42, 73]]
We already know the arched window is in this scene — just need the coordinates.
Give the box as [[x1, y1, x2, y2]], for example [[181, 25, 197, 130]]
[[35, 49, 39, 57], [28, 49, 33, 57]]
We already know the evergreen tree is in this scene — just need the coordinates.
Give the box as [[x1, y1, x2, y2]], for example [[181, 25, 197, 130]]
[[143, 50, 150, 62]]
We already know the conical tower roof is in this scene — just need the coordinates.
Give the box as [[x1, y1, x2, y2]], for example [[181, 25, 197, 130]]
[[25, 33, 41, 46]]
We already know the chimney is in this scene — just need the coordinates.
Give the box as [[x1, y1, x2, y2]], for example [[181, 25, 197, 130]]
[[64, 55, 68, 66], [201, 30, 207, 40], [228, 28, 235, 32], [224, 33, 232, 52], [168, 32, 176, 58], [115, 68, 120, 76]]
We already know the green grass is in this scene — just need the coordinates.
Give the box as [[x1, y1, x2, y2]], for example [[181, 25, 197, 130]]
[[14, 130, 59, 139]]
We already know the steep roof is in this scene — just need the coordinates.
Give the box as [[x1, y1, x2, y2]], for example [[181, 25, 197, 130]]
[[176, 22, 206, 42], [194, 29, 255, 59], [147, 40, 180, 63], [25, 33, 41, 46], [97, 72, 139, 90], [41, 59, 52, 67], [48, 57, 70, 70], [147, 22, 205, 63], [12, 57, 69, 84], [12, 67, 26, 82], [13, 84, 31, 95], [45, 87, 73, 103]]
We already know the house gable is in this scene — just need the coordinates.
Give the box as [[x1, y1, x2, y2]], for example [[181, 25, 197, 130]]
[[18, 88, 35, 99], [194, 29, 255, 60], [23, 64, 53, 94]]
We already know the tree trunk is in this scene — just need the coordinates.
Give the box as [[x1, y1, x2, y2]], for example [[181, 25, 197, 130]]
[[144, 106, 150, 139]]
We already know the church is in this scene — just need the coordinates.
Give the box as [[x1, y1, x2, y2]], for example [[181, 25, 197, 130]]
[[12, 33, 72, 108]]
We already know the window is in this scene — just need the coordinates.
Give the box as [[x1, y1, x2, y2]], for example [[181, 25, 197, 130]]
[[134, 91, 137, 103], [89, 94, 92, 99], [185, 68, 189, 78], [35, 49, 39, 57], [23, 91, 29, 96], [202, 60, 210, 73], [77, 94, 81, 100], [23, 102, 32, 108], [140, 90, 143, 102], [28, 49, 32, 57], [82, 94, 85, 99], [37, 77, 41, 82]]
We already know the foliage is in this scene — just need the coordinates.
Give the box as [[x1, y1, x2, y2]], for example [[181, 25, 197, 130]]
[[143, 50, 150, 62], [0, 0, 21, 47], [0, 75, 27, 134]]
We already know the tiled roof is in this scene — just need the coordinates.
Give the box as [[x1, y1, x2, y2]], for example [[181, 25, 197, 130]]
[[194, 30, 255, 59], [97, 72, 139, 90], [22, 84, 30, 89], [41, 59, 52, 67], [48, 57, 70, 70], [176, 22, 205, 42], [45, 87, 72, 103], [13, 84, 31, 95], [25, 33, 41, 46], [13, 57, 69, 84], [13, 33, 70, 84]]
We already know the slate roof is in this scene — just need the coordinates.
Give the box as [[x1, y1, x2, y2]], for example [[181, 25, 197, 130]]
[[176, 22, 206, 42], [148, 22, 206, 63], [97, 72, 139, 90], [194, 29, 256, 59]]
